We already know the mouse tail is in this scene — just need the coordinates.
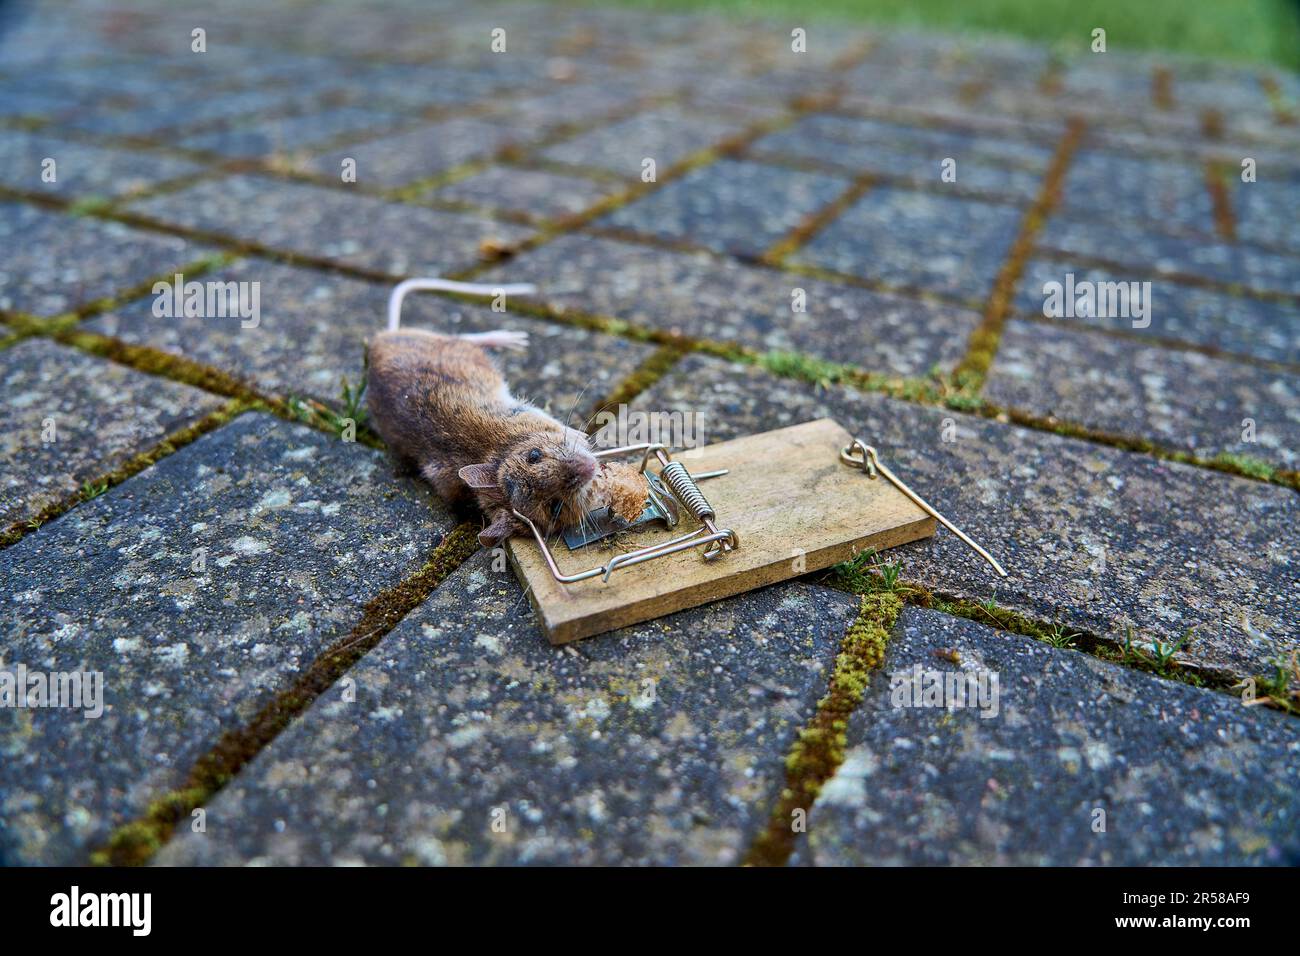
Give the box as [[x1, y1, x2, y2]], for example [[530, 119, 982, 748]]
[[386, 277, 537, 332]]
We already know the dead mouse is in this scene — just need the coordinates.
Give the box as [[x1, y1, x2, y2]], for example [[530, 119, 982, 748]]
[[366, 278, 648, 548]]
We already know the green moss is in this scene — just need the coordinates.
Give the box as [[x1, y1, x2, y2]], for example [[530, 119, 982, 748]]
[[587, 345, 687, 431], [953, 118, 1086, 388], [760, 175, 875, 267], [66, 196, 114, 217], [745, 589, 903, 866], [1209, 451, 1277, 482]]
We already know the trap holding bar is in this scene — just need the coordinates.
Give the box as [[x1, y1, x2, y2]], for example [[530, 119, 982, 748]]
[[840, 438, 1008, 577], [512, 443, 738, 585]]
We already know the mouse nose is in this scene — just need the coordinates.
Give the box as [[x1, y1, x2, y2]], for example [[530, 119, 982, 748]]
[[573, 456, 597, 483]]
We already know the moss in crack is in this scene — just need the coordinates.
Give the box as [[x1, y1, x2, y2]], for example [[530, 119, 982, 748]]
[[1208, 451, 1276, 482], [66, 195, 115, 217], [585, 345, 686, 434], [954, 117, 1086, 388], [995, 405, 1300, 491], [56, 328, 259, 400], [91, 522, 481, 866], [745, 587, 903, 866], [760, 174, 875, 267]]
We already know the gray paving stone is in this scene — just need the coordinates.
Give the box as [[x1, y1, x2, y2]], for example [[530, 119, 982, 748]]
[[85, 257, 654, 414], [633, 354, 1300, 680], [797, 606, 1300, 866], [155, 553, 856, 865], [539, 108, 748, 178], [0, 74, 131, 121], [483, 233, 979, 375], [0, 202, 214, 318], [750, 114, 1049, 201], [0, 338, 224, 528], [0, 130, 206, 199], [985, 319, 1300, 469], [125, 175, 533, 277], [1233, 167, 1300, 253], [430, 166, 619, 221], [483, 81, 649, 140], [339, 62, 526, 112], [1012, 259, 1300, 366], [1039, 214, 1300, 297], [0, 412, 453, 865], [835, 96, 1066, 151], [59, 87, 319, 139], [40, 57, 218, 101], [600, 158, 849, 258], [791, 186, 1023, 302], [298, 118, 525, 190], [175, 106, 407, 160], [1059, 151, 1216, 236]]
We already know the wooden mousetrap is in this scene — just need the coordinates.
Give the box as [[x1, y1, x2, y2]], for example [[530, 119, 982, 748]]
[[507, 418, 1007, 644]]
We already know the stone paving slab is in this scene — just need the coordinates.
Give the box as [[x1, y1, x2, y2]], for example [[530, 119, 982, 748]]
[[155, 552, 856, 865], [1233, 168, 1300, 254], [790, 186, 1024, 302], [1058, 150, 1216, 236], [296, 118, 527, 189], [481, 81, 653, 141], [0, 74, 132, 121], [428, 165, 620, 221], [749, 114, 1049, 201], [58, 87, 326, 139], [796, 606, 1300, 866], [539, 107, 749, 178], [0, 412, 453, 865], [125, 174, 534, 277], [86, 256, 654, 413], [1039, 214, 1300, 297], [484, 233, 979, 375], [835, 95, 1066, 150], [985, 319, 1300, 469], [175, 106, 408, 160], [0, 338, 224, 528], [1011, 259, 1300, 366], [600, 158, 850, 257], [0, 202, 214, 318], [339, 62, 536, 112], [633, 355, 1300, 681], [0, 129, 206, 199]]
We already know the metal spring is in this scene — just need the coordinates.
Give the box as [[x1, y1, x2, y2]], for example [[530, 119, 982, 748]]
[[659, 461, 715, 522]]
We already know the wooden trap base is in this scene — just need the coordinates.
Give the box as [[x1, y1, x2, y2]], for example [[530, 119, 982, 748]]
[[507, 418, 935, 644]]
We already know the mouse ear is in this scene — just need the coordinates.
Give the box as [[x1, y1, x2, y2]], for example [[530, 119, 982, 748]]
[[458, 463, 497, 490], [478, 510, 516, 548]]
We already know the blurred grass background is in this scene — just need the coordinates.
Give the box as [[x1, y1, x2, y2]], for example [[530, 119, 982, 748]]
[[568, 0, 1300, 68]]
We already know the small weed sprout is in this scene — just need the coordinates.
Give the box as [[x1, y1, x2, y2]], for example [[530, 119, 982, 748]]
[[1149, 629, 1193, 670], [1044, 621, 1082, 648], [80, 480, 109, 500], [829, 549, 906, 594]]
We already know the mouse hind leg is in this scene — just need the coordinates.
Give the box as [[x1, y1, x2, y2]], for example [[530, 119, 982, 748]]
[[458, 329, 529, 352]]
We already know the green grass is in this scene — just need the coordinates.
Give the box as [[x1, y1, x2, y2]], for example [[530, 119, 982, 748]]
[[561, 0, 1300, 68]]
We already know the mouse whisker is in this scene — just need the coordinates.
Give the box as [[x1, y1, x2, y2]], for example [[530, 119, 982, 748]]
[[563, 383, 590, 432]]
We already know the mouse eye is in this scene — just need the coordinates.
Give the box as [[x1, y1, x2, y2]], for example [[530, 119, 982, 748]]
[[526, 448, 543, 465]]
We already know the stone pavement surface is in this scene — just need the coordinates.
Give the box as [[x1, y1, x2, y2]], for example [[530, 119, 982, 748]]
[[1, 0, 1297, 867]]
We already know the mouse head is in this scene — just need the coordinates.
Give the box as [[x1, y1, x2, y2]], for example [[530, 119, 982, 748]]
[[459, 430, 599, 546]]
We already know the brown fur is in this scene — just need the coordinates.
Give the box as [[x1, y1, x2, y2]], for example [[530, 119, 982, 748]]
[[367, 328, 598, 547]]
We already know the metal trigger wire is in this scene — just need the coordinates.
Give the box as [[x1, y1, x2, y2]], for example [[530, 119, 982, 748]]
[[841, 439, 1008, 578]]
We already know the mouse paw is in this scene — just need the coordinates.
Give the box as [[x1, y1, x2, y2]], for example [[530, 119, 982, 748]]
[[460, 329, 529, 352]]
